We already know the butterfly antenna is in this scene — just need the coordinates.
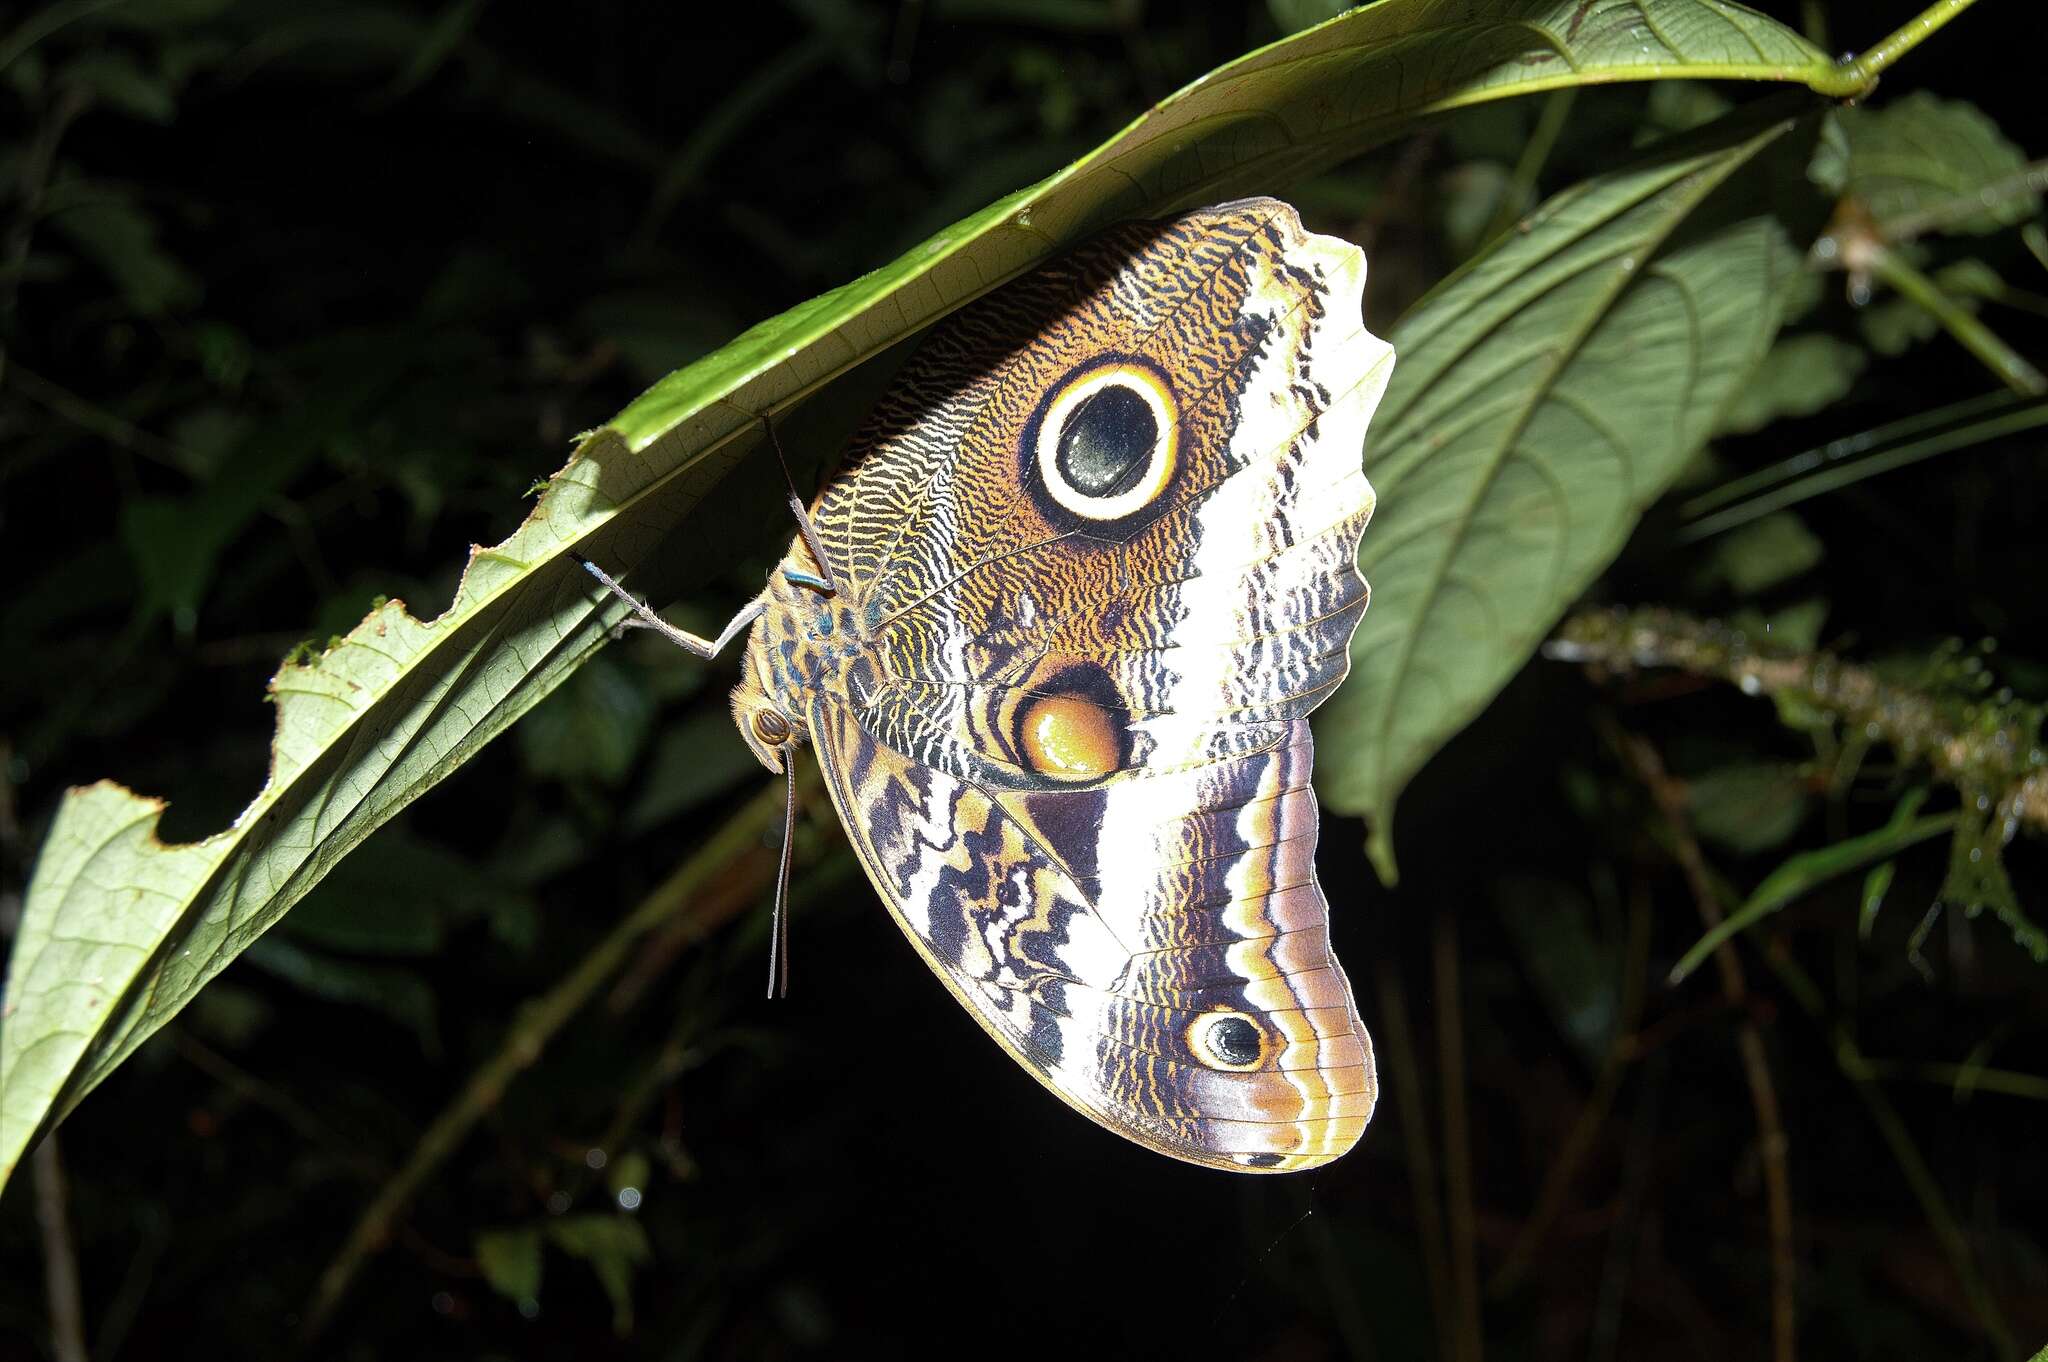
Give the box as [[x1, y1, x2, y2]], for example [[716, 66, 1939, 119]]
[[766, 759, 797, 999], [762, 415, 839, 595]]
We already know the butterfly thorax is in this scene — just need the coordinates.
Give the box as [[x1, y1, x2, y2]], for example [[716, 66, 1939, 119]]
[[730, 564, 877, 773]]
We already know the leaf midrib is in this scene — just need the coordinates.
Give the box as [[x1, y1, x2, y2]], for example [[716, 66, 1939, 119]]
[[1362, 122, 1784, 795]]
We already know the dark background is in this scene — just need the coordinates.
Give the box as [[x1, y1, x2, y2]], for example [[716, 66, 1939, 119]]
[[3, 2, 2045, 1358]]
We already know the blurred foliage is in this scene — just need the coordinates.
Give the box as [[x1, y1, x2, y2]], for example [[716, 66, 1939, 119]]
[[2, 1, 2046, 1360]]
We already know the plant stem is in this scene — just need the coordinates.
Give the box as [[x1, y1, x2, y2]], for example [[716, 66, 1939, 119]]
[[1616, 728, 1797, 1362], [1374, 962, 1453, 1362], [1869, 248, 2048, 397], [1489, 890, 1650, 1297], [1861, 1059, 2048, 1102], [1477, 89, 1575, 253], [301, 778, 794, 1341], [1878, 159, 2048, 245], [1761, 947, 2018, 1357], [1551, 608, 2048, 840], [1816, 0, 1979, 96], [31, 1137, 87, 1362], [1434, 915, 1483, 1362], [1679, 392, 2048, 541]]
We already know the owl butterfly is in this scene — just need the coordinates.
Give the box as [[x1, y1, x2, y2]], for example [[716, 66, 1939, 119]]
[[586, 197, 1394, 1172]]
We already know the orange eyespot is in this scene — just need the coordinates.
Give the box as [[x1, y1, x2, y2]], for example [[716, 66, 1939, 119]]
[[752, 709, 792, 745], [1017, 694, 1120, 780]]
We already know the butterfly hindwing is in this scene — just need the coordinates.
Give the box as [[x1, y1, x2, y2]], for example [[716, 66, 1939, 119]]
[[735, 197, 1394, 1171], [808, 697, 1372, 1170]]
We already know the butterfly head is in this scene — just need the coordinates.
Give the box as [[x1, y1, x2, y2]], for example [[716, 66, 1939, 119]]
[[732, 684, 800, 773]]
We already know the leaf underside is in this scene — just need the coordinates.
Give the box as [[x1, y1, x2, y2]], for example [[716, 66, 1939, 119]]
[[1316, 107, 1801, 875], [0, 0, 1833, 1188]]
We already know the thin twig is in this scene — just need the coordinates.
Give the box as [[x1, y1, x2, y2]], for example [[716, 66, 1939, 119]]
[[1588, 1058, 1664, 1362], [1489, 887, 1651, 1296], [32, 1137, 87, 1362], [1551, 608, 2048, 838], [0, 83, 90, 386], [1860, 1059, 2048, 1102], [1761, 946, 2018, 1356], [1815, 0, 1980, 97], [1434, 915, 1483, 1362], [302, 777, 796, 1340], [1614, 727, 1797, 1362], [172, 1031, 389, 1181], [1374, 962, 1453, 1362], [1868, 248, 2047, 397], [1476, 88, 1575, 252]]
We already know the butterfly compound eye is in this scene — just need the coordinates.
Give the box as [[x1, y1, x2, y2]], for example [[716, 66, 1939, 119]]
[[1032, 361, 1178, 522], [752, 709, 792, 745]]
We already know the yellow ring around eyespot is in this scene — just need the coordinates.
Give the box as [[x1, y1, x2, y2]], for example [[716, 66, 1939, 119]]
[[1017, 694, 1120, 780], [1186, 1009, 1268, 1072], [1035, 362, 1179, 521]]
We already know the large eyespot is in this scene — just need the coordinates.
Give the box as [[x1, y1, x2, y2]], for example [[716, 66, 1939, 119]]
[[1017, 694, 1120, 780], [1004, 661, 1129, 784], [1033, 361, 1179, 522], [1188, 1010, 1269, 1072]]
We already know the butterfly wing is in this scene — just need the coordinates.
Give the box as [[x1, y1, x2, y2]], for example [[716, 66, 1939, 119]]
[[805, 199, 1393, 1171]]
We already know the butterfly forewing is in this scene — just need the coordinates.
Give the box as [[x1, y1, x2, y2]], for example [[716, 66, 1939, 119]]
[[736, 198, 1394, 1172]]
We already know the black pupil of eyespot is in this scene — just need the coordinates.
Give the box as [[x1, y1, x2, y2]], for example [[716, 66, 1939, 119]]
[[1211, 1016, 1261, 1065], [1055, 384, 1156, 498]]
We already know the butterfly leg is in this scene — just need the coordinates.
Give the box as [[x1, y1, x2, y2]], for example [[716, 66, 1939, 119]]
[[571, 554, 765, 658]]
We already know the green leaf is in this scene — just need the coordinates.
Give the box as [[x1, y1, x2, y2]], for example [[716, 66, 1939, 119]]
[[0, 0, 1834, 1192], [1269, 0, 1350, 34], [1694, 511, 1825, 596], [1687, 761, 1810, 855], [607, 1149, 652, 1208], [475, 1226, 544, 1304], [1494, 875, 1617, 1067], [1859, 858, 1898, 939], [1716, 332, 1866, 435], [1818, 92, 2039, 236], [1317, 109, 1802, 873], [1860, 257, 1990, 357], [284, 825, 533, 956], [243, 938, 439, 1052], [59, 50, 176, 122], [515, 655, 656, 789], [44, 180, 200, 315], [1669, 789, 1951, 985], [545, 1215, 650, 1335]]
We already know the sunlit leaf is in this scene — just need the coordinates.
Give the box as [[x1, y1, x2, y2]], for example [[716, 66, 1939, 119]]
[[1318, 108, 1803, 873], [0, 0, 1837, 1190]]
